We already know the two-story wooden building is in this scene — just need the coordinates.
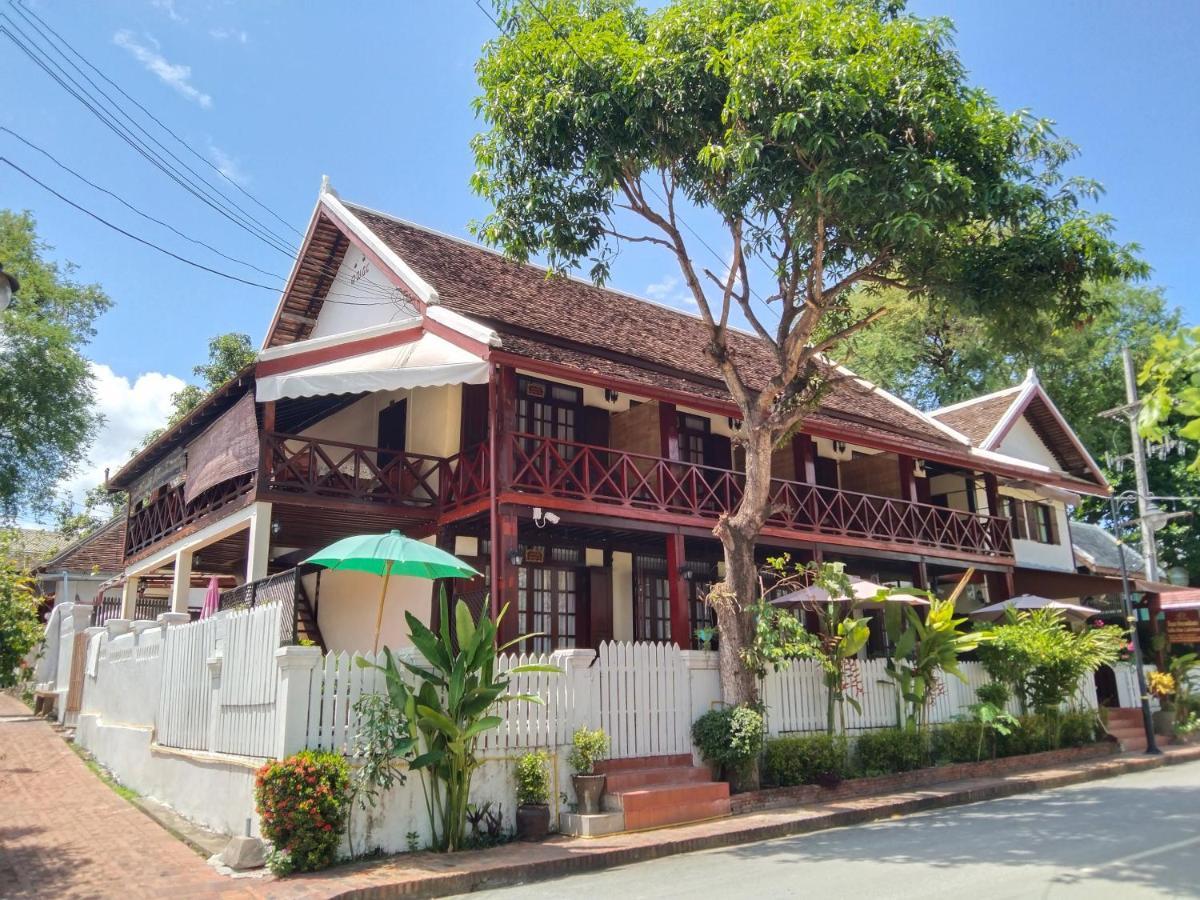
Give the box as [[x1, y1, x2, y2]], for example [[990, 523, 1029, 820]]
[[106, 183, 1111, 653]]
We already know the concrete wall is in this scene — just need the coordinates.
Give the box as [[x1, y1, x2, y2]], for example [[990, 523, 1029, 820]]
[[998, 416, 1062, 472], [309, 247, 420, 339], [311, 567, 435, 653]]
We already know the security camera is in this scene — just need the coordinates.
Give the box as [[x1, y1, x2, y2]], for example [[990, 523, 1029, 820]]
[[543, 511, 560, 526], [533, 507, 561, 528]]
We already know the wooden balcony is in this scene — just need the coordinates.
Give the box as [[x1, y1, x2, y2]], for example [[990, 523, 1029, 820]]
[[125, 430, 1012, 564], [506, 433, 1014, 561]]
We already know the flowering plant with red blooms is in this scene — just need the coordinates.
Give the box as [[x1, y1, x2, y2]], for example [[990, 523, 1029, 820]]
[[255, 750, 350, 875]]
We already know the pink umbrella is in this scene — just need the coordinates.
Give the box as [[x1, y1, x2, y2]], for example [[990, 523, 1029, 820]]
[[199, 576, 221, 620]]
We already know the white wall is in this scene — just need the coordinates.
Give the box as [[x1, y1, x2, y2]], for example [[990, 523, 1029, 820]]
[[998, 416, 1063, 472], [308, 248, 420, 339], [313, 567, 435, 653], [612, 551, 634, 642]]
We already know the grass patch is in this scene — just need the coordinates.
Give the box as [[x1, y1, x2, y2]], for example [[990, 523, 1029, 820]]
[[69, 742, 140, 804]]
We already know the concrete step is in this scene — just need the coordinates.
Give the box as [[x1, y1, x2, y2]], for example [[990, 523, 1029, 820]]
[[594, 754, 693, 775], [603, 766, 712, 793], [622, 796, 732, 832]]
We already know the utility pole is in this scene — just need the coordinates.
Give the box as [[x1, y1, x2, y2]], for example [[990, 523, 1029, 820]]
[[1100, 349, 1160, 581]]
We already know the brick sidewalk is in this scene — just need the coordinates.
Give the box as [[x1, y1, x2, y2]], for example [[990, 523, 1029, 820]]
[[5, 691, 1198, 900], [0, 693, 260, 899]]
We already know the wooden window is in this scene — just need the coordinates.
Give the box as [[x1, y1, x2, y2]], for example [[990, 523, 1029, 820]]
[[516, 562, 579, 653], [517, 377, 582, 443], [1004, 497, 1060, 544], [676, 413, 710, 465], [635, 555, 671, 642]]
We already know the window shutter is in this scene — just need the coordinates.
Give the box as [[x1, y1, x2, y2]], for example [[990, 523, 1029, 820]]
[[1024, 502, 1041, 543]]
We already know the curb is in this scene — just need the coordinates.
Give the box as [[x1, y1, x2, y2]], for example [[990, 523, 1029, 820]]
[[321, 747, 1200, 899]]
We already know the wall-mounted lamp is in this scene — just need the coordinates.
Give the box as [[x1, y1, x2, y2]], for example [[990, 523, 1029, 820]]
[[728, 417, 742, 431], [914, 459, 927, 476], [833, 440, 847, 454], [270, 520, 282, 536], [604, 388, 619, 403], [681, 569, 695, 581], [507, 550, 524, 566]]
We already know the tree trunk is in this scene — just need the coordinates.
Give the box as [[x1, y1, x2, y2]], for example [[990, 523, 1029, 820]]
[[712, 426, 778, 789]]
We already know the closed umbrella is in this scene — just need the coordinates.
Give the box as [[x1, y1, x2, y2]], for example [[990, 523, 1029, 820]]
[[305, 529, 480, 653], [200, 575, 221, 620], [969, 594, 1096, 624]]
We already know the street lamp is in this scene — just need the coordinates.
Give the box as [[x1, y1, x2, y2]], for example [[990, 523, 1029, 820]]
[[1108, 490, 1175, 755], [0, 263, 18, 312]]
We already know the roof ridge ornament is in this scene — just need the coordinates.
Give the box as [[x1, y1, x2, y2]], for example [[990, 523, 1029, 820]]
[[1025, 367, 1039, 385], [319, 174, 338, 199]]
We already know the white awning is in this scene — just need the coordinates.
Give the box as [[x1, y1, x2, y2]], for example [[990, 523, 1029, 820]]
[[256, 332, 489, 401]]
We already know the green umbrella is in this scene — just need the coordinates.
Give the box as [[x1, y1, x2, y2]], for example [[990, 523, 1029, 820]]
[[305, 529, 480, 653]]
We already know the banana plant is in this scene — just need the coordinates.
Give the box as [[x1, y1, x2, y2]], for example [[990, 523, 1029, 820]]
[[884, 596, 990, 731], [360, 590, 560, 852]]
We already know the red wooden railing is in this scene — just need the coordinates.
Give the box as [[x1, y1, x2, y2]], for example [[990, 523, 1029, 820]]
[[440, 442, 490, 512], [508, 432, 1013, 558], [125, 472, 255, 557], [261, 432, 443, 508]]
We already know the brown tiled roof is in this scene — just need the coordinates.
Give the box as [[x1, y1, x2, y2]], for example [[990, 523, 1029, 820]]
[[347, 206, 960, 449], [931, 391, 1019, 444], [35, 516, 125, 575]]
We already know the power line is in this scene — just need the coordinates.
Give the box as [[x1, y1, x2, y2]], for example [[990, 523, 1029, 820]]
[[13, 0, 303, 240], [1, 11, 298, 257], [2, 156, 408, 307], [1, 126, 283, 280], [472, 0, 781, 328]]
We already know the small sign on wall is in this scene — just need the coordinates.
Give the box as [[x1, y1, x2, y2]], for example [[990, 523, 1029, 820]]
[[524, 547, 546, 564], [1166, 609, 1200, 644]]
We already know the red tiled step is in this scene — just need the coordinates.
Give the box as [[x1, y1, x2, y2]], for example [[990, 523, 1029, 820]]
[[594, 754, 693, 775], [623, 796, 732, 832], [603, 780, 732, 831], [602, 766, 713, 793]]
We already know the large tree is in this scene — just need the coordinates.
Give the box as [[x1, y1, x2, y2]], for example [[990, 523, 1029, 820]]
[[0, 210, 109, 521], [471, 0, 1143, 722]]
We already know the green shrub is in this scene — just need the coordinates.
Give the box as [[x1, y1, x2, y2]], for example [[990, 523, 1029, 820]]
[[930, 721, 983, 765], [255, 750, 351, 875], [762, 733, 850, 787], [976, 681, 1010, 708], [1056, 710, 1102, 747], [568, 727, 609, 774], [853, 728, 925, 776], [515, 751, 550, 806], [691, 705, 765, 780]]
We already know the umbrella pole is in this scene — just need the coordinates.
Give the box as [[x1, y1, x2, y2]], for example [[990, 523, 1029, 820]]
[[373, 560, 392, 655]]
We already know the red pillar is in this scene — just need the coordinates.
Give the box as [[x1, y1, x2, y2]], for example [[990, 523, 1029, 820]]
[[792, 433, 817, 483], [666, 532, 690, 648], [983, 472, 1001, 517], [898, 454, 918, 503], [658, 401, 679, 461], [495, 509, 520, 645], [489, 365, 518, 627]]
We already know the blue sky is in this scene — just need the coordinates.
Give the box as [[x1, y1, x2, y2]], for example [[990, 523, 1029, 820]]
[[2, 0, 1197, 513]]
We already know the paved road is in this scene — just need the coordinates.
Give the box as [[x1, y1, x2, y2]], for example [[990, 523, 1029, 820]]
[[461, 761, 1200, 900]]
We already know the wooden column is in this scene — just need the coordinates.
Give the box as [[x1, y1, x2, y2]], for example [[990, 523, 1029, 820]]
[[913, 559, 929, 591], [898, 454, 918, 503], [666, 532, 690, 649], [983, 472, 1001, 517], [495, 510, 521, 646], [792, 434, 817, 484], [488, 364, 517, 627], [658, 401, 680, 461], [258, 400, 276, 492]]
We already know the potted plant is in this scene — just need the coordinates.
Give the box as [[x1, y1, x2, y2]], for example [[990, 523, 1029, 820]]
[[568, 727, 609, 815], [1149, 670, 1177, 736], [514, 751, 551, 840]]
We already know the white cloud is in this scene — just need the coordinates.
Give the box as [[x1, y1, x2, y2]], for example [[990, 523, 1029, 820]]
[[209, 27, 249, 44], [645, 275, 697, 308], [55, 363, 185, 508], [152, 0, 187, 23], [208, 142, 249, 185], [113, 30, 212, 108]]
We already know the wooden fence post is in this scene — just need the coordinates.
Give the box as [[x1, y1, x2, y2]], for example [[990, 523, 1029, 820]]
[[274, 645, 322, 758]]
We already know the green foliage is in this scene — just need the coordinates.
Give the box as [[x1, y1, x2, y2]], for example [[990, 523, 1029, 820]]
[[853, 727, 926, 776], [515, 751, 551, 806], [361, 591, 560, 852], [883, 597, 988, 730], [978, 608, 1124, 717], [0, 210, 110, 519], [0, 540, 42, 688], [762, 733, 850, 787], [567, 726, 610, 775], [741, 597, 821, 678], [349, 691, 410, 812], [1169, 654, 1200, 725], [976, 680, 1011, 709], [961, 702, 1019, 761], [255, 750, 351, 875], [691, 705, 765, 779]]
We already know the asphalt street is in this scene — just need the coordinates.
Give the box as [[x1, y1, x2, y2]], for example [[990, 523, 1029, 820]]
[[458, 760, 1200, 899]]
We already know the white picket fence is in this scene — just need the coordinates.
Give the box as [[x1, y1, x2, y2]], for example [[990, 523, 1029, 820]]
[[152, 602, 283, 757]]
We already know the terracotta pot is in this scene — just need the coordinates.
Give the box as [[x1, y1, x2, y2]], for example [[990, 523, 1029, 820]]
[[572, 773, 607, 815], [516, 803, 550, 841]]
